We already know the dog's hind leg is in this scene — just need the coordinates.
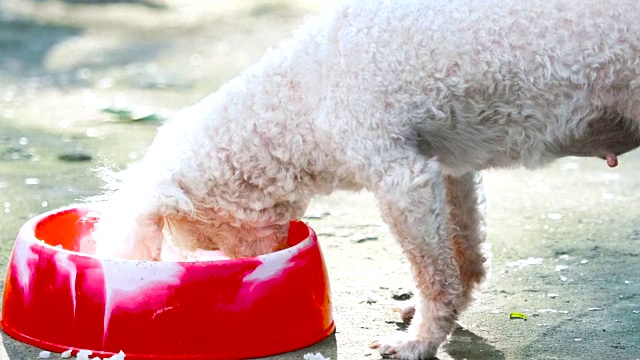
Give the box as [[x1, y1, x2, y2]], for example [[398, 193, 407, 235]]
[[370, 155, 463, 360]]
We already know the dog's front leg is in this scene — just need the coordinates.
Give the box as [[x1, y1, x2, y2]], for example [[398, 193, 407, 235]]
[[444, 172, 487, 311], [396, 172, 488, 326], [371, 158, 462, 359]]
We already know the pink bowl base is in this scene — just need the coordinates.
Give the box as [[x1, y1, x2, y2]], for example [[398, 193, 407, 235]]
[[0, 206, 335, 359]]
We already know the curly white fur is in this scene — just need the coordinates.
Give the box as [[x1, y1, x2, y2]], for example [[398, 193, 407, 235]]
[[90, 0, 640, 358]]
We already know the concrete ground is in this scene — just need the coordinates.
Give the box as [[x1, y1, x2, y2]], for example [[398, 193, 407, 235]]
[[0, 1, 638, 359]]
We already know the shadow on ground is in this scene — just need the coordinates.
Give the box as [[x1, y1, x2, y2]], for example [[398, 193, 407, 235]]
[[36, 0, 166, 9], [0, 7, 172, 90], [0, 16, 82, 78], [1, 330, 37, 360], [443, 327, 505, 360]]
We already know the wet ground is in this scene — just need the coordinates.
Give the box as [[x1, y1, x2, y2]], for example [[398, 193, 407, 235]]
[[0, 1, 638, 359]]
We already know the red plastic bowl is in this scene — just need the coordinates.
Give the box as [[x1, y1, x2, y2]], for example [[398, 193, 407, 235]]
[[0, 205, 334, 359]]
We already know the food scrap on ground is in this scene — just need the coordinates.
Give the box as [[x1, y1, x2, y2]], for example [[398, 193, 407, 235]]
[[75, 350, 92, 360], [303, 352, 330, 360], [107, 350, 126, 360], [101, 106, 167, 123]]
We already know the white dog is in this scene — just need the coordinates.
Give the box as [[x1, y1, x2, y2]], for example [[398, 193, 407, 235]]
[[90, 0, 640, 358]]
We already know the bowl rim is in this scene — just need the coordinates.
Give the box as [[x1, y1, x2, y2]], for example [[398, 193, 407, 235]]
[[18, 203, 317, 265]]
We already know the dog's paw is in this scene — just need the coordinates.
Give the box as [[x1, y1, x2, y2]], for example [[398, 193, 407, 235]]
[[370, 334, 438, 359]]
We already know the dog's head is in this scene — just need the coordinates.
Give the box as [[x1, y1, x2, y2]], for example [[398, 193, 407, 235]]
[[162, 213, 291, 259]]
